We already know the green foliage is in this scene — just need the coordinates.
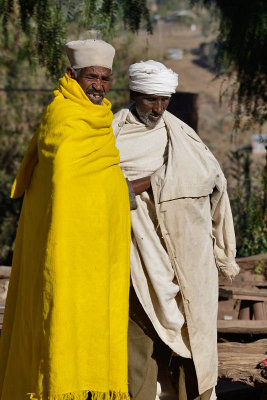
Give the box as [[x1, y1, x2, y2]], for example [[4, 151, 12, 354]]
[[0, 89, 44, 264], [0, 16, 53, 264], [254, 260, 266, 279], [0, 132, 24, 264], [0, 88, 51, 264], [0, 0, 152, 79], [228, 150, 267, 257], [192, 0, 267, 127]]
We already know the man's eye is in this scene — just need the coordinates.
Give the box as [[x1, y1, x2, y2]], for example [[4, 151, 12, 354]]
[[102, 78, 111, 82]]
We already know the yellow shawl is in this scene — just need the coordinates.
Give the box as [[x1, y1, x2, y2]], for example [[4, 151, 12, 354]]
[[0, 74, 130, 400]]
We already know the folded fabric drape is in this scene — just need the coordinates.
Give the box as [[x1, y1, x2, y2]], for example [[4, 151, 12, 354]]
[[0, 74, 131, 400]]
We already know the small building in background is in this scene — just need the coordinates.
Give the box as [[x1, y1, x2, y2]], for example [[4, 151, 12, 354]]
[[167, 48, 184, 60], [167, 92, 198, 132], [251, 134, 267, 155]]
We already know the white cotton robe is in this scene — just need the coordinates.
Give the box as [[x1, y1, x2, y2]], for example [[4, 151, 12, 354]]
[[113, 108, 239, 395], [116, 110, 191, 358]]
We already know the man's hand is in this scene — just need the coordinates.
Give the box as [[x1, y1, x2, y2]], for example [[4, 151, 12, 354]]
[[130, 176, 151, 195]]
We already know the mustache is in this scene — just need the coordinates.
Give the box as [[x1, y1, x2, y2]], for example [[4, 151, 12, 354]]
[[84, 88, 105, 97]]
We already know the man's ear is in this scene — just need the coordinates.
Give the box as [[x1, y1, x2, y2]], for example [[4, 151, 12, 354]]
[[66, 67, 75, 79]]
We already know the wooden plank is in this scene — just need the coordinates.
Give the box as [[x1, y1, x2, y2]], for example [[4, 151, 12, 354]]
[[236, 254, 267, 265], [221, 287, 267, 296], [219, 287, 267, 301], [217, 320, 267, 334], [218, 339, 267, 354], [0, 266, 11, 279], [232, 294, 267, 301], [218, 339, 267, 386], [219, 280, 267, 288]]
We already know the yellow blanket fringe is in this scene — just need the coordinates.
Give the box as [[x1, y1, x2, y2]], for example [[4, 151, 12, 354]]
[[28, 390, 130, 400]]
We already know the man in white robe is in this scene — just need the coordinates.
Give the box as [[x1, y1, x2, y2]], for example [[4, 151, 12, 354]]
[[112, 60, 239, 400]]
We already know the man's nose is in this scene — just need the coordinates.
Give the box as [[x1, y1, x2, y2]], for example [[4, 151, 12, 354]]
[[92, 79, 103, 91], [153, 100, 164, 114]]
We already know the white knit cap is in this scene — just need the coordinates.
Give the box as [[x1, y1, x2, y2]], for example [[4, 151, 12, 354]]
[[129, 60, 178, 96], [65, 39, 115, 70]]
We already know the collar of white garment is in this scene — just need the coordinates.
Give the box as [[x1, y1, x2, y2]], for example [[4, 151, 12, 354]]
[[126, 107, 165, 129]]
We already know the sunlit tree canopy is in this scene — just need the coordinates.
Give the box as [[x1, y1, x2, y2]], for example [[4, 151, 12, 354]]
[[193, 0, 267, 126], [0, 0, 152, 78]]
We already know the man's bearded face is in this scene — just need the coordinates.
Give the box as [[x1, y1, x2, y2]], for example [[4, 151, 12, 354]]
[[73, 66, 112, 105], [132, 92, 170, 127]]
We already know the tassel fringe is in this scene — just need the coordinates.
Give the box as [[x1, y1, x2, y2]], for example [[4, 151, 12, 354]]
[[27, 391, 130, 400], [218, 261, 240, 282]]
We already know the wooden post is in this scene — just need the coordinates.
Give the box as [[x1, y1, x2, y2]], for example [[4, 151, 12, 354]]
[[253, 301, 266, 320], [238, 300, 251, 320]]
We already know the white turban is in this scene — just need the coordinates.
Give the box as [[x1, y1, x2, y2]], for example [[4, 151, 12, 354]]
[[128, 60, 178, 96], [65, 39, 115, 70]]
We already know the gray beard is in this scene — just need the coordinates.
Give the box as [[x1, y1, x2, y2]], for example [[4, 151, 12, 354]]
[[135, 105, 163, 128]]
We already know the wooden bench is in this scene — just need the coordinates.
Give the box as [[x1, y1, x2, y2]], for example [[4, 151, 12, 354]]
[[219, 286, 267, 320], [217, 320, 267, 335]]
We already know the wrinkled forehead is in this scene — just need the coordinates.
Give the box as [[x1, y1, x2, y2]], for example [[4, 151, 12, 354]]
[[79, 65, 112, 76], [131, 91, 170, 101]]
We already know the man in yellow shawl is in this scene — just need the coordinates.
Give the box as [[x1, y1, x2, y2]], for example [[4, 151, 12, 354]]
[[0, 40, 131, 400]]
